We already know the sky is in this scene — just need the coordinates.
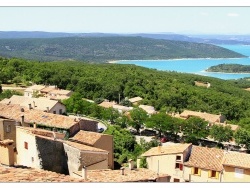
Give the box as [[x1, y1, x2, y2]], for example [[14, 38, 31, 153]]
[[0, 3, 250, 34]]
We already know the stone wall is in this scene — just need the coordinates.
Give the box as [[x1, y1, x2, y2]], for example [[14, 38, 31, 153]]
[[35, 136, 69, 174]]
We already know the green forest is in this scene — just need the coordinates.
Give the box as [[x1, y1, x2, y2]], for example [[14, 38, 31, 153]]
[[0, 36, 246, 62], [2, 56, 250, 163], [1, 56, 250, 123], [207, 63, 250, 73]]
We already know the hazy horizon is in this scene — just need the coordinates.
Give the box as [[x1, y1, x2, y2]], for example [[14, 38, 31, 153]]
[[1, 7, 250, 35]]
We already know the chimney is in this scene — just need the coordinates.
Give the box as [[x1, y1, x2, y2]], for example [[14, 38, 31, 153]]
[[21, 115, 24, 125], [28, 103, 32, 110], [128, 159, 134, 170], [82, 166, 87, 180], [46, 107, 49, 112], [120, 167, 125, 175]]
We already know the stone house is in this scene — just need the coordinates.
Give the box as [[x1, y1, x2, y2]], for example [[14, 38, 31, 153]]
[[15, 126, 111, 175], [69, 130, 114, 169]]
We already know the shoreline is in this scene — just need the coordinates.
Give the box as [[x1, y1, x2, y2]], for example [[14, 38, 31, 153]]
[[108, 57, 248, 64]]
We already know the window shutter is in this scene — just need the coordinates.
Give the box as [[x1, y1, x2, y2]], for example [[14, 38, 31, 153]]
[[191, 167, 194, 174], [180, 164, 183, 171], [216, 171, 219, 179], [208, 170, 211, 178], [198, 168, 201, 176]]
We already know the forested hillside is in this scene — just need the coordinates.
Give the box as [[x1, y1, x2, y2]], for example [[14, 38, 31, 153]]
[[2, 56, 250, 124], [207, 63, 250, 73], [0, 36, 246, 62]]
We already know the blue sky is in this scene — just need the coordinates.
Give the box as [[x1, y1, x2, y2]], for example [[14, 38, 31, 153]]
[[0, 6, 250, 34]]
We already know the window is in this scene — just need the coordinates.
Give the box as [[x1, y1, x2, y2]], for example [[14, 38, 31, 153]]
[[176, 155, 181, 161], [192, 167, 201, 176], [6, 125, 11, 133], [235, 168, 244, 178], [53, 111, 56, 114], [194, 167, 199, 174], [175, 163, 183, 171], [24, 142, 28, 150], [211, 170, 216, 177], [173, 178, 180, 182]]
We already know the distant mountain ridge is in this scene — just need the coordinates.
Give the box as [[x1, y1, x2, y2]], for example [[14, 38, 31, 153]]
[[0, 36, 246, 62], [1, 31, 250, 45]]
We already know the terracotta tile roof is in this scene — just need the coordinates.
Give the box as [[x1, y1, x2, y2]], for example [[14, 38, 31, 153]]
[[48, 89, 72, 95], [69, 130, 103, 146], [63, 140, 108, 153], [128, 97, 143, 103], [0, 165, 87, 182], [141, 143, 192, 157], [139, 105, 156, 114], [113, 104, 133, 112], [75, 168, 168, 182], [0, 95, 61, 112], [0, 103, 78, 129], [180, 110, 223, 123], [98, 101, 116, 108], [223, 151, 250, 169], [214, 123, 239, 131], [184, 146, 224, 171], [40, 86, 56, 93], [24, 85, 46, 92]]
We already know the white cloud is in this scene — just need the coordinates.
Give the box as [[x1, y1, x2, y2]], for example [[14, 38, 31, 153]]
[[227, 13, 239, 17]]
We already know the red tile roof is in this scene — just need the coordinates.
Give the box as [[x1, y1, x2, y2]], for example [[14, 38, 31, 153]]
[[179, 110, 223, 123], [0, 103, 78, 129], [69, 130, 103, 146], [184, 146, 224, 171], [141, 143, 192, 157], [0, 165, 87, 182], [74, 168, 169, 182]]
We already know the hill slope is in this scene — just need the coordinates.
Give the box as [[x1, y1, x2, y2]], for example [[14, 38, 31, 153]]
[[0, 36, 246, 62]]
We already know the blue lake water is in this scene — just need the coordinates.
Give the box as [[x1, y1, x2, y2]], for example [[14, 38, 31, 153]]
[[116, 44, 250, 80]]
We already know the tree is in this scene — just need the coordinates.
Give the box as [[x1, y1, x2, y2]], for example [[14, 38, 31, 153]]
[[62, 92, 84, 114], [104, 125, 137, 165], [182, 117, 209, 144], [129, 107, 148, 134], [209, 125, 233, 143], [101, 107, 120, 124], [145, 112, 170, 137], [116, 114, 130, 128], [234, 128, 250, 150]]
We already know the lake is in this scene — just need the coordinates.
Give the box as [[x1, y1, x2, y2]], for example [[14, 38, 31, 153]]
[[116, 44, 250, 80]]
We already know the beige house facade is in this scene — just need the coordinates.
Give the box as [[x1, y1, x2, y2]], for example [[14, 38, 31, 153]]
[[141, 143, 192, 182]]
